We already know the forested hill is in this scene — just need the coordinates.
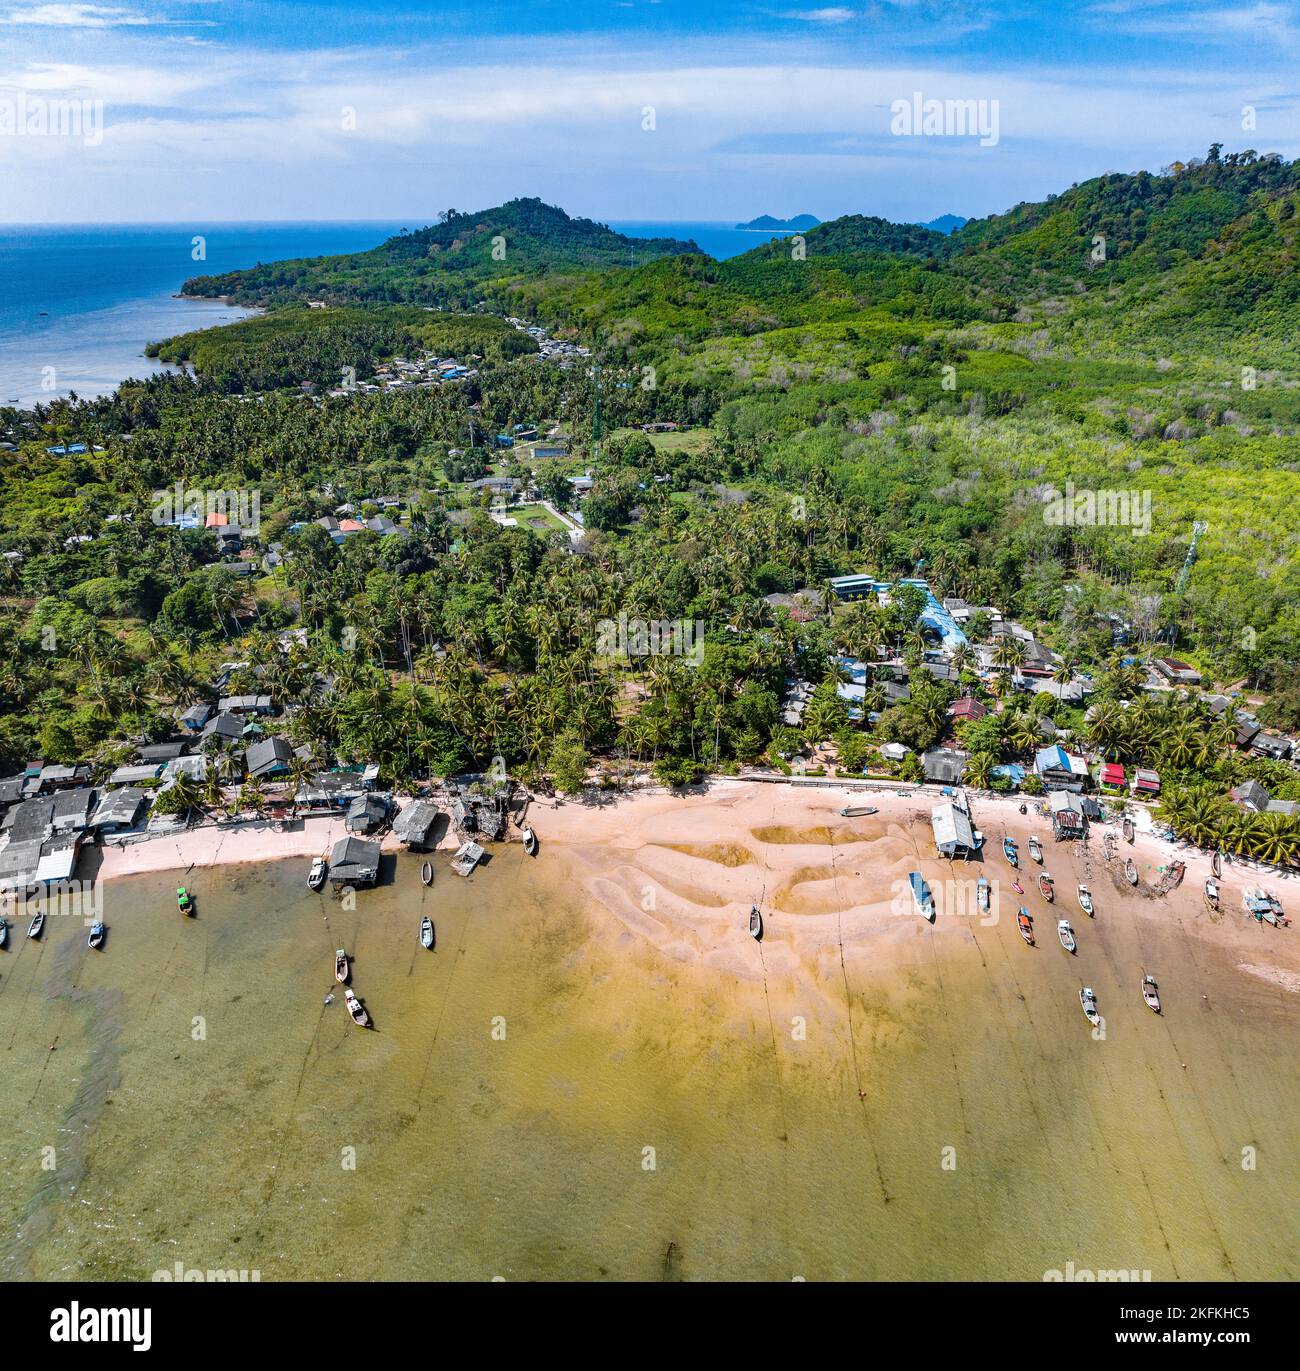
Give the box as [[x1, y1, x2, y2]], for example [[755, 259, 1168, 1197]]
[[181, 198, 700, 308]]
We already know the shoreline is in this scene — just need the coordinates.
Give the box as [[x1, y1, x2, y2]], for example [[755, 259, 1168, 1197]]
[[92, 778, 1300, 993]]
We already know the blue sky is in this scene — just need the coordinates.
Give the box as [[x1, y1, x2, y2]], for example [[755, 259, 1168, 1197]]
[[1, 1, 1298, 224]]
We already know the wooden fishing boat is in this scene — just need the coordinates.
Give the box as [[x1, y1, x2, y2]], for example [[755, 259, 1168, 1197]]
[[334, 948, 349, 984], [1077, 884, 1094, 917], [1124, 858, 1138, 886], [1017, 909, 1034, 945], [909, 872, 934, 922], [1141, 971, 1161, 1013], [838, 805, 879, 817], [1038, 872, 1054, 902], [420, 916, 434, 950], [420, 860, 433, 887], [521, 825, 538, 856], [749, 905, 763, 940], [1080, 986, 1101, 1027], [87, 921, 105, 950], [1168, 860, 1185, 888], [176, 886, 193, 915], [1211, 849, 1222, 878], [1204, 877, 1220, 910], [344, 988, 370, 1028], [1003, 836, 1018, 867], [307, 857, 327, 891], [1028, 836, 1043, 864], [1123, 816, 1135, 844], [976, 876, 990, 915], [28, 910, 45, 939], [1058, 919, 1076, 954]]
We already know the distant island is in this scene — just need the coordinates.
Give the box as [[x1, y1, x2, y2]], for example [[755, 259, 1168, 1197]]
[[735, 214, 820, 231], [918, 214, 968, 235]]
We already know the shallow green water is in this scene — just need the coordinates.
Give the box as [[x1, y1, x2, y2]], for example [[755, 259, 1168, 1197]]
[[0, 847, 1295, 1281]]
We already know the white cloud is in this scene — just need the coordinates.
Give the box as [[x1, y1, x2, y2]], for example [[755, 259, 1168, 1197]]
[[781, 7, 857, 20], [1, 4, 150, 26]]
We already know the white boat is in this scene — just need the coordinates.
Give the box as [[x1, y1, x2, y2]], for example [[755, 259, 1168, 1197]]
[[0, 919, 8, 949], [1080, 986, 1101, 1027], [344, 988, 370, 1028], [521, 825, 538, 856], [909, 872, 934, 922], [335, 948, 349, 984], [307, 856, 327, 891], [1077, 884, 1094, 917], [28, 911, 45, 939], [1141, 971, 1161, 1013], [87, 921, 105, 949], [976, 876, 990, 914], [1028, 836, 1043, 864], [420, 861, 433, 886], [749, 905, 763, 940], [1204, 877, 1220, 910], [1058, 919, 1076, 954], [420, 916, 435, 950], [1124, 858, 1138, 886]]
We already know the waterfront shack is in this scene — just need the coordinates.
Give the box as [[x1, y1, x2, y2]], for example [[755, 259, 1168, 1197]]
[[328, 836, 380, 887]]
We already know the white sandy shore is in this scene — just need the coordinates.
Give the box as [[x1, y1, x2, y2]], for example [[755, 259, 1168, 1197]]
[[91, 778, 1300, 993]]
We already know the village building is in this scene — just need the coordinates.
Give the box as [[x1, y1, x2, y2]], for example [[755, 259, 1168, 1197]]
[[921, 748, 968, 786], [90, 787, 149, 833], [244, 736, 295, 780], [931, 801, 980, 858], [1153, 657, 1202, 685], [1231, 780, 1271, 813], [328, 836, 380, 887], [391, 799, 441, 850], [1033, 745, 1090, 793]]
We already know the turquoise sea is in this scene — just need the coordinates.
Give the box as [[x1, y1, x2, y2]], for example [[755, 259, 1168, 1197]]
[[0, 220, 782, 410]]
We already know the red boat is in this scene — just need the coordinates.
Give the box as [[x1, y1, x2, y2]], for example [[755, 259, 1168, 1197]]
[[1038, 872, 1054, 902], [1017, 910, 1035, 946]]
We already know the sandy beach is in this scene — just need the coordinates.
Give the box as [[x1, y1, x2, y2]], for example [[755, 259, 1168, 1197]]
[[95, 780, 1300, 995], [7, 775, 1298, 1282]]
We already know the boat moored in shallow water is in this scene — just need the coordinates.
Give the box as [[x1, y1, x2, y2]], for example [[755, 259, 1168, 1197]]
[[1058, 919, 1076, 954], [28, 910, 45, 939], [421, 860, 433, 886], [521, 825, 538, 856], [976, 876, 990, 915], [1077, 884, 1093, 917], [1003, 837, 1018, 867], [176, 886, 193, 915], [420, 916, 434, 950], [1038, 872, 1054, 902], [1141, 971, 1161, 1013], [1080, 986, 1101, 1027], [909, 872, 934, 922], [87, 921, 105, 949], [344, 988, 370, 1028], [1017, 910, 1034, 945], [335, 948, 349, 984], [1028, 836, 1042, 864], [307, 857, 327, 891]]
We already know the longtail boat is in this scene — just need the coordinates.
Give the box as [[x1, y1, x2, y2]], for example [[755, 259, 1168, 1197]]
[[1017, 910, 1034, 945]]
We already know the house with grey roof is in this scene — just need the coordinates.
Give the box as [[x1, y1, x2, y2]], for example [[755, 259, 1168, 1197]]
[[921, 749, 968, 785], [244, 736, 294, 780], [1231, 780, 1271, 813], [90, 786, 148, 833], [392, 799, 441, 850], [329, 836, 380, 886], [51, 787, 97, 832]]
